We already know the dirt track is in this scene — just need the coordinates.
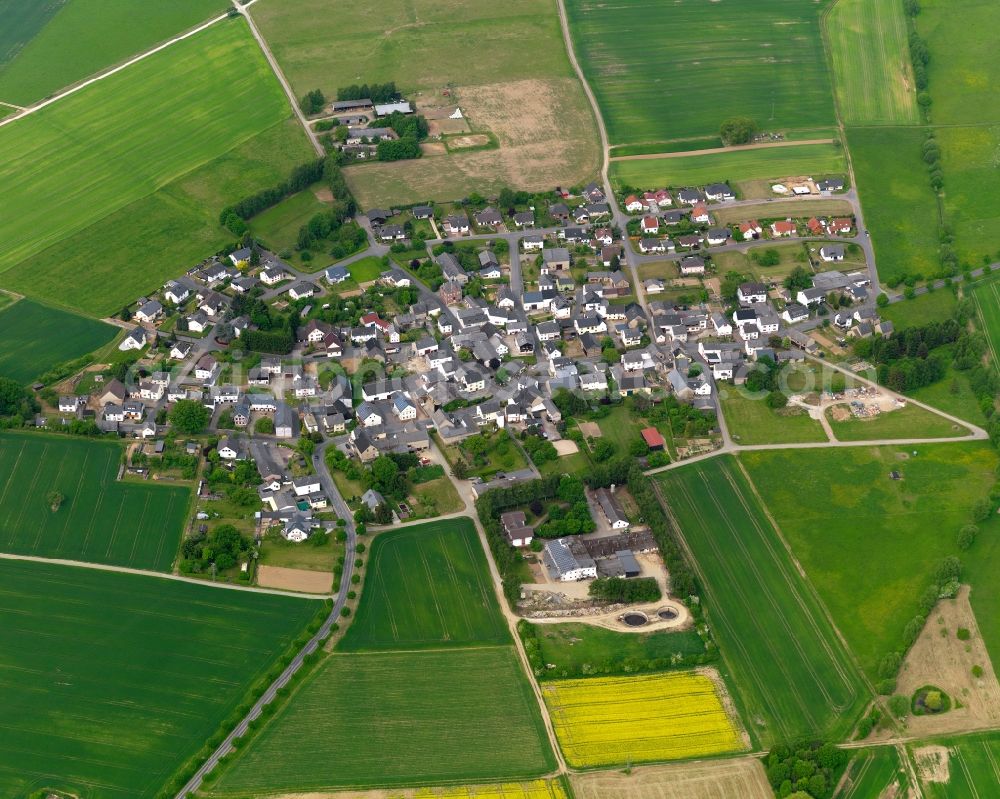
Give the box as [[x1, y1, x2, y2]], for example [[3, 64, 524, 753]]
[[609, 138, 836, 161]]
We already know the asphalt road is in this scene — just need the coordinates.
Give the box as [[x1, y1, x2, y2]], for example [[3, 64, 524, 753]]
[[175, 440, 356, 797]]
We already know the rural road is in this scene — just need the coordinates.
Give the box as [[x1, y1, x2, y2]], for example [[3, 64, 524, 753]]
[[609, 138, 837, 161], [175, 441, 356, 797]]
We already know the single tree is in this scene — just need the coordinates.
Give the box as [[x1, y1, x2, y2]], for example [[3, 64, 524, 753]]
[[169, 399, 210, 434]]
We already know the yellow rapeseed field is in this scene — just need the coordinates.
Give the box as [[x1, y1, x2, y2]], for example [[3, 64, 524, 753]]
[[410, 780, 568, 799], [541, 672, 745, 768]]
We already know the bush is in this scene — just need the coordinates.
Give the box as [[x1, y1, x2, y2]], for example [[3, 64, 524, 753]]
[[958, 524, 979, 550], [957, 627, 971, 641], [888, 694, 909, 718], [588, 577, 661, 604]]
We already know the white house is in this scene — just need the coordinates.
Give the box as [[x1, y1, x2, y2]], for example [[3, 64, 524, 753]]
[[737, 282, 768, 304], [135, 300, 163, 324], [119, 327, 148, 351]]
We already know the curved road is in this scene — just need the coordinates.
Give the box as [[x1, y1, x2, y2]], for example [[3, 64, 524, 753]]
[[176, 440, 355, 797]]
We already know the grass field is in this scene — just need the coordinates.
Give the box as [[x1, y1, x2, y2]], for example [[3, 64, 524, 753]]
[[0, 558, 318, 799], [883, 290, 958, 329], [541, 671, 744, 768], [565, 0, 836, 147], [610, 144, 846, 191], [346, 255, 385, 283], [839, 747, 906, 799], [250, 185, 330, 255], [972, 277, 1000, 366], [0, 21, 311, 316], [0, 0, 223, 105], [338, 519, 510, 651], [906, 356, 988, 426], [0, 298, 117, 383], [0, 0, 63, 69], [846, 127, 941, 284], [720, 389, 828, 445], [826, 403, 969, 441], [0, 432, 190, 571], [914, 733, 1000, 797], [208, 648, 556, 793], [526, 622, 705, 680], [741, 443, 998, 676], [826, 0, 919, 125], [938, 125, 1000, 267], [658, 456, 868, 744]]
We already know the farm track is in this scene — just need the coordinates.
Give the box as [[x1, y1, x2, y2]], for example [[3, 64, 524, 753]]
[[609, 138, 835, 161]]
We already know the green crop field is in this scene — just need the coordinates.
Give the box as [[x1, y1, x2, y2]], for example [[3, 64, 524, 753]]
[[914, 733, 1000, 797], [657, 456, 868, 745], [826, 403, 969, 441], [740, 443, 998, 676], [564, 0, 836, 148], [971, 277, 1000, 366], [207, 648, 556, 794], [0, 0, 63, 69], [826, 0, 919, 125], [720, 389, 828, 446], [0, 298, 117, 383], [840, 747, 906, 799], [0, 20, 312, 317], [253, 0, 572, 100], [0, 0, 223, 105], [0, 558, 318, 799], [339, 519, 510, 651], [0, 432, 191, 570], [610, 144, 846, 192], [846, 127, 941, 284]]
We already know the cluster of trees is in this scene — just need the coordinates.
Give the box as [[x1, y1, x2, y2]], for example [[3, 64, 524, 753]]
[[375, 112, 428, 162], [854, 318, 961, 392], [784, 265, 813, 291], [337, 82, 399, 103], [295, 209, 366, 259], [904, 1, 931, 108], [765, 741, 847, 799], [520, 428, 558, 465], [0, 377, 39, 427], [719, 116, 757, 146], [300, 89, 325, 115], [537, 499, 595, 538], [589, 576, 660, 604], [179, 524, 254, 575], [168, 400, 210, 434], [408, 257, 444, 290]]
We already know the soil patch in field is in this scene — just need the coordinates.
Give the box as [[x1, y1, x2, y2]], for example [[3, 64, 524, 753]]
[[571, 757, 771, 799], [913, 745, 950, 784], [874, 586, 1000, 738], [420, 142, 448, 157], [313, 188, 334, 203], [448, 134, 491, 149], [553, 439, 579, 456], [427, 117, 470, 136], [577, 421, 602, 438], [257, 565, 333, 594]]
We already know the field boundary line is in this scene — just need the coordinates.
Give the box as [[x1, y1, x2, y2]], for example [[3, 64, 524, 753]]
[[0, 10, 232, 130], [0, 552, 331, 599], [608, 138, 836, 162], [734, 458, 880, 706]]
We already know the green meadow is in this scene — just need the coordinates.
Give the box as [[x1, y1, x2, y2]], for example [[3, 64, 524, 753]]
[[741, 443, 998, 676], [826, 0, 919, 125], [0, 0, 223, 105], [0, 558, 318, 799], [610, 144, 846, 191], [0, 432, 191, 571], [0, 298, 117, 383], [0, 20, 311, 317], [658, 456, 868, 745], [0, 0, 63, 70], [565, 0, 837, 148]]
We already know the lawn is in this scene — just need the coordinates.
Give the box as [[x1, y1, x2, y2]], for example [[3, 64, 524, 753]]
[[913, 733, 1000, 798], [658, 456, 868, 745], [446, 429, 530, 480], [846, 127, 941, 285], [339, 518, 509, 650], [720, 389, 828, 446], [592, 405, 647, 455], [826, 0, 919, 125], [206, 648, 556, 793], [0, 558, 319, 799], [883, 290, 958, 329], [906, 355, 988, 427], [346, 255, 385, 284], [410, 474, 465, 517], [0, 0, 223, 105], [610, 144, 846, 192], [565, 0, 836, 148], [258, 528, 342, 572], [524, 622, 705, 680], [0, 432, 191, 571], [541, 671, 745, 768], [740, 442, 998, 677], [249, 185, 331, 256], [0, 21, 311, 316], [0, 298, 117, 383], [826, 403, 968, 441]]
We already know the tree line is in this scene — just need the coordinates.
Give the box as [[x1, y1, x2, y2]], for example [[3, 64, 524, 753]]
[[337, 82, 399, 103]]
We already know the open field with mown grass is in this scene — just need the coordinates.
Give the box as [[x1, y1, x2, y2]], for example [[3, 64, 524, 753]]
[[846, 126, 941, 284], [883, 290, 958, 329], [339, 518, 509, 651], [0, 298, 116, 383], [938, 125, 1000, 268], [741, 443, 998, 676], [207, 647, 556, 794], [0, 0, 223, 105], [0, 21, 311, 316], [611, 144, 846, 192], [250, 185, 330, 253], [0, 432, 190, 570], [541, 671, 745, 768], [826, 0, 918, 125], [906, 355, 988, 427], [913, 733, 1000, 798], [826, 403, 969, 441], [720, 388, 827, 446], [658, 456, 868, 744], [0, 558, 318, 799], [565, 0, 836, 148]]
